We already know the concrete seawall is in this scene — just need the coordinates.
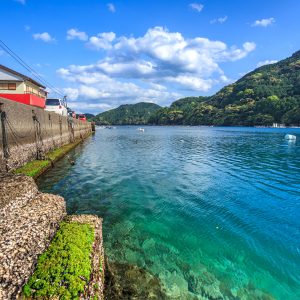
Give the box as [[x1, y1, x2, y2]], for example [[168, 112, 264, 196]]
[[0, 97, 92, 172]]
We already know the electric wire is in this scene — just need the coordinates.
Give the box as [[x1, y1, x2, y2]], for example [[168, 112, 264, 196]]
[[0, 39, 64, 96], [0, 39, 65, 97], [0, 40, 64, 97]]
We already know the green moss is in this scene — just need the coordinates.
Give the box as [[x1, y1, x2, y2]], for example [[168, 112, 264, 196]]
[[14, 139, 84, 178], [14, 160, 50, 177], [22, 221, 94, 299], [47, 142, 80, 161]]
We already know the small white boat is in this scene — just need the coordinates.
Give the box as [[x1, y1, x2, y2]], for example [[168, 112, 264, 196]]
[[285, 134, 296, 141], [138, 128, 145, 132]]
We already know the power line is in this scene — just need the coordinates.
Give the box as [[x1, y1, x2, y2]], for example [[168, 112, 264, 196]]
[[0, 39, 65, 97], [0, 39, 64, 96], [0, 39, 64, 97]]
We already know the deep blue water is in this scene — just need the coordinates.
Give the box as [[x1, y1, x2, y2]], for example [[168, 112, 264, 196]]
[[37, 126, 300, 299]]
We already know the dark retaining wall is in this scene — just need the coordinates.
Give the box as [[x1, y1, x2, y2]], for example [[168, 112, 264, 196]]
[[0, 97, 92, 172]]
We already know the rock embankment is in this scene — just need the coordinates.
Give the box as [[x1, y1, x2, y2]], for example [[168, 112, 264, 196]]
[[0, 174, 66, 299]]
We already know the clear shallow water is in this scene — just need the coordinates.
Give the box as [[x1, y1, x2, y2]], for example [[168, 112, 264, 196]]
[[37, 126, 300, 299]]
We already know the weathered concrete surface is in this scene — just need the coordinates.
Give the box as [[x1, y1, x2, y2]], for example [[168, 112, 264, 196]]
[[0, 97, 92, 172], [0, 174, 66, 299], [66, 215, 105, 300]]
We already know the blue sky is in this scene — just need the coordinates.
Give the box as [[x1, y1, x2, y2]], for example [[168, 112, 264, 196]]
[[1, 0, 300, 113]]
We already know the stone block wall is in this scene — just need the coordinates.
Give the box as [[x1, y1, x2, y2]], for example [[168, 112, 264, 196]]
[[0, 97, 92, 172]]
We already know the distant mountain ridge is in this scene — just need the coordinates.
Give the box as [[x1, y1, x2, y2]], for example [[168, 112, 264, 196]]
[[95, 50, 300, 126], [94, 102, 161, 125]]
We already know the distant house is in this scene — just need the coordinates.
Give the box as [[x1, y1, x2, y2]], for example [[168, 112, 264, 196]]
[[0, 64, 47, 108]]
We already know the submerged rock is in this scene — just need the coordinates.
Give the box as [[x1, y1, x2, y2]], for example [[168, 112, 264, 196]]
[[105, 260, 170, 300]]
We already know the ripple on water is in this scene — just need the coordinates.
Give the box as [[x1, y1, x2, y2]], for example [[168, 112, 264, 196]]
[[37, 126, 300, 300]]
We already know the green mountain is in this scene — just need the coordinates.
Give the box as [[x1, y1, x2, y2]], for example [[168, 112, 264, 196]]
[[76, 113, 95, 121], [149, 50, 300, 126], [94, 102, 161, 125], [85, 113, 95, 120]]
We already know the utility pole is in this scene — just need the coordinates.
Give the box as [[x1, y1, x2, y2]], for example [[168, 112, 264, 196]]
[[63, 95, 68, 108]]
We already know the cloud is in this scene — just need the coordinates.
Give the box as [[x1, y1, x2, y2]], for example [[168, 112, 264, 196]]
[[166, 75, 214, 91], [189, 3, 204, 12], [257, 59, 278, 67], [107, 3, 116, 13], [67, 100, 114, 113], [67, 28, 88, 41], [33, 32, 55, 43], [252, 17, 275, 27], [57, 26, 255, 112], [210, 16, 228, 24], [59, 70, 181, 111], [84, 27, 255, 79], [14, 0, 25, 4], [87, 32, 116, 50]]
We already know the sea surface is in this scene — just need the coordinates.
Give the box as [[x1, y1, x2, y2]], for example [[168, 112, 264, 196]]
[[37, 126, 300, 299]]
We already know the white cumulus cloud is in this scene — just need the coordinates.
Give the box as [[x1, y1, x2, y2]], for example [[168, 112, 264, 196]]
[[57, 26, 256, 112], [257, 60, 278, 67], [107, 3, 116, 13], [33, 32, 55, 43], [87, 32, 116, 50], [252, 17, 275, 27], [67, 28, 88, 41], [59, 69, 181, 109]]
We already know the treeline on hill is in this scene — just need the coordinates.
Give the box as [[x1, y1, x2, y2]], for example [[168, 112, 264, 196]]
[[94, 50, 300, 126], [93, 102, 161, 125]]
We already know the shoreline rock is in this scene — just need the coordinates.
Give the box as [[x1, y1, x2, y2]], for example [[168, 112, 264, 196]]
[[0, 174, 66, 299]]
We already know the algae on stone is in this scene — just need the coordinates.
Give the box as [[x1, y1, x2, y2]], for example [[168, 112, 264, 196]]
[[22, 221, 94, 299], [14, 139, 83, 178]]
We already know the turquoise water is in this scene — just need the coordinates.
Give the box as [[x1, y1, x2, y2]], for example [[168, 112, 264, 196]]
[[37, 126, 300, 299]]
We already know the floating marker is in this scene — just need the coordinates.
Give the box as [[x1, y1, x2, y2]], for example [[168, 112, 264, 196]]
[[284, 134, 296, 141]]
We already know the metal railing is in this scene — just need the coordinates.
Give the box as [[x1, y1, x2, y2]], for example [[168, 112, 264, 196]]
[[24, 91, 46, 99]]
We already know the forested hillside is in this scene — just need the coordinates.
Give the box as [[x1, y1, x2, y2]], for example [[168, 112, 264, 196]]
[[94, 102, 161, 125], [94, 50, 300, 126], [149, 50, 300, 126]]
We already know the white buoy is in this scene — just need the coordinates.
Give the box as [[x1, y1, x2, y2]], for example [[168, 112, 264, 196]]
[[284, 134, 296, 141]]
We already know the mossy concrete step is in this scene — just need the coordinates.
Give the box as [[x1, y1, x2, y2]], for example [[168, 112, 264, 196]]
[[23, 215, 104, 300], [0, 174, 66, 299], [66, 215, 105, 300]]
